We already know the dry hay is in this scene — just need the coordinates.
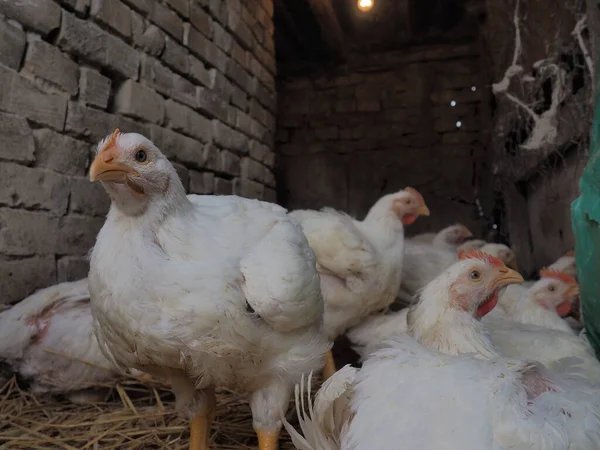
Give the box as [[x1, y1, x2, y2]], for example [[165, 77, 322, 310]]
[[0, 376, 303, 449]]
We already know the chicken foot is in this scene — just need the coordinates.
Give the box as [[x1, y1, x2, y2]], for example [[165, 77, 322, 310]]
[[171, 374, 216, 450], [250, 382, 289, 450], [322, 349, 337, 380], [257, 429, 280, 450]]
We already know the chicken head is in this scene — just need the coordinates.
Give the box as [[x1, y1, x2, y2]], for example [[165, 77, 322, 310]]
[[89, 129, 181, 215], [536, 268, 579, 317], [390, 187, 430, 225], [451, 250, 525, 318], [407, 249, 524, 358]]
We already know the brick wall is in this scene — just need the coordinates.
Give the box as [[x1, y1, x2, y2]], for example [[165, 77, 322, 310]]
[[276, 44, 494, 235], [0, 0, 276, 304]]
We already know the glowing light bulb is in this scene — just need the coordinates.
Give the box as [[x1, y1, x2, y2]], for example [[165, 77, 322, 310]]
[[471, 86, 477, 92], [456, 121, 462, 128], [450, 100, 456, 107], [492, 224, 498, 229], [358, 0, 374, 12]]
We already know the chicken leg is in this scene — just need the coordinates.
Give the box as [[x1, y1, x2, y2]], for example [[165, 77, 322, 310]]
[[190, 412, 211, 450], [256, 428, 280, 450], [323, 349, 337, 380], [171, 374, 216, 450], [188, 388, 216, 450]]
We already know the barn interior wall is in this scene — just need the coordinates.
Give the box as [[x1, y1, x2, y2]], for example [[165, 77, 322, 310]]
[[276, 43, 496, 236], [526, 154, 588, 268], [482, 0, 592, 275], [0, 0, 277, 304]]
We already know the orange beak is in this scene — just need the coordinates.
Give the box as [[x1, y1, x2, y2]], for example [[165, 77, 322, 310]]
[[89, 135, 137, 182], [490, 267, 524, 290], [417, 204, 430, 217], [556, 283, 578, 318], [564, 284, 580, 301]]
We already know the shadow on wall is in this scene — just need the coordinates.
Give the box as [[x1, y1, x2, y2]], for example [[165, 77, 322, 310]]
[[275, 44, 495, 235]]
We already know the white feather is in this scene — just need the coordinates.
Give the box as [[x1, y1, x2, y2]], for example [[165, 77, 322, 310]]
[[290, 192, 410, 340], [89, 133, 330, 433]]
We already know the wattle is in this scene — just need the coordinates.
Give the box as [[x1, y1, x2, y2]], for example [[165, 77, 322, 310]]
[[476, 291, 499, 318]]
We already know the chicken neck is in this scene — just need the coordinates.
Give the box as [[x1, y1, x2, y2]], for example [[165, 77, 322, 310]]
[[407, 282, 500, 359], [105, 168, 192, 222]]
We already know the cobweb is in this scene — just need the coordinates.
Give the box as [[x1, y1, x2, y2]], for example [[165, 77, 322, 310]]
[[492, 0, 592, 152], [484, 0, 594, 247]]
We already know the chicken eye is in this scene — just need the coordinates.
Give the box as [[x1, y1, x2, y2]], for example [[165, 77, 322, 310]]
[[548, 285, 556, 292], [470, 270, 481, 280], [404, 199, 411, 204], [135, 150, 147, 163]]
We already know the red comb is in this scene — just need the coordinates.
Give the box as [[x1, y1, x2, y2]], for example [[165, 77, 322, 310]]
[[539, 268, 577, 286], [100, 128, 120, 153], [457, 249, 505, 268], [565, 251, 575, 257], [404, 187, 425, 204]]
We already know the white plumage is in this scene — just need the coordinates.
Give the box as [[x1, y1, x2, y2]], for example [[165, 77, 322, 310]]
[[282, 366, 357, 450], [397, 241, 457, 304], [478, 242, 518, 269], [87, 130, 329, 449], [286, 251, 600, 450], [343, 337, 600, 450], [398, 239, 517, 306], [496, 272, 578, 334], [346, 308, 409, 359], [409, 223, 473, 251], [289, 189, 429, 342], [0, 279, 133, 400], [483, 314, 600, 383], [547, 251, 577, 277], [457, 238, 487, 251]]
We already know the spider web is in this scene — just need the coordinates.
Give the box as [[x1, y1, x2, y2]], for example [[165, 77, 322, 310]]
[[482, 0, 594, 247]]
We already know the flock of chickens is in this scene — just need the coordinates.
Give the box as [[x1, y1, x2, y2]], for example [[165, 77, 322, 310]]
[[1, 129, 598, 450]]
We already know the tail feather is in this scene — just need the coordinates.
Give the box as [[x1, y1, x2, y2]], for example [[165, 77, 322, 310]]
[[281, 366, 357, 450]]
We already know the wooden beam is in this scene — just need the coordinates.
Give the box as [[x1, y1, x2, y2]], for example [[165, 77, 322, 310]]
[[306, 0, 346, 58]]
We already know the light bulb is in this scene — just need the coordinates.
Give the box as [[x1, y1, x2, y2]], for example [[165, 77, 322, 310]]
[[456, 121, 462, 128], [358, 0, 374, 12], [471, 86, 476, 92], [450, 100, 456, 106]]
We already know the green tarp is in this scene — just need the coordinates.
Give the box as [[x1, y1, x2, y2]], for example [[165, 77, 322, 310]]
[[572, 43, 600, 357]]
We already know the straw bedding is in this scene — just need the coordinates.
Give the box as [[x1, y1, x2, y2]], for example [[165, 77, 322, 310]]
[[0, 376, 304, 449]]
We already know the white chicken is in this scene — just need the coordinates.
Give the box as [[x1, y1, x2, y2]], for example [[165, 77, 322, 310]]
[[87, 130, 330, 450], [478, 242, 518, 270], [548, 250, 577, 277], [289, 187, 430, 378], [495, 268, 578, 334], [397, 241, 517, 306], [396, 241, 456, 304], [352, 294, 600, 384], [482, 314, 600, 383], [456, 238, 486, 252], [346, 307, 410, 359], [409, 223, 473, 251], [0, 279, 145, 402], [286, 251, 600, 450]]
